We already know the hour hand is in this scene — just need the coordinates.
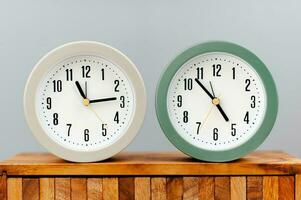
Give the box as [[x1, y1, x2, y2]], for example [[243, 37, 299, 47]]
[[75, 81, 87, 99], [89, 97, 117, 104]]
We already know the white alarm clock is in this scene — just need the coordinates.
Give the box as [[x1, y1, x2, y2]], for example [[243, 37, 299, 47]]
[[24, 41, 146, 162]]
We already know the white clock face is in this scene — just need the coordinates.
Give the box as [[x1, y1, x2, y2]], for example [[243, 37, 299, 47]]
[[167, 52, 267, 151], [36, 55, 135, 152]]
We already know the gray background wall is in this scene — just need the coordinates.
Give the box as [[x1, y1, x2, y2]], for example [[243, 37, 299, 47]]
[[0, 0, 300, 160]]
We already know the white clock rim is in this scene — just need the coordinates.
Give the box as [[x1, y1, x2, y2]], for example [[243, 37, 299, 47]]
[[24, 41, 147, 162]]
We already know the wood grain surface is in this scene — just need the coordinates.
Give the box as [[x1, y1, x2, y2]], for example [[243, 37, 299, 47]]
[[151, 177, 166, 200], [7, 177, 22, 200], [0, 173, 7, 200], [87, 178, 103, 200], [22, 178, 39, 200], [55, 178, 71, 200], [199, 176, 214, 200], [1, 175, 300, 199], [183, 177, 199, 200], [263, 176, 278, 200], [103, 178, 118, 200], [296, 174, 301, 200], [1, 151, 301, 176], [135, 177, 150, 200], [215, 176, 230, 200], [119, 177, 135, 200], [71, 178, 87, 200], [278, 176, 294, 200], [167, 177, 183, 200], [40, 177, 54, 200], [230, 176, 246, 199], [0, 151, 301, 199], [247, 176, 263, 200]]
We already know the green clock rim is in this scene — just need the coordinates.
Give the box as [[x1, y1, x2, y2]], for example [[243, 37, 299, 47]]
[[156, 41, 278, 162]]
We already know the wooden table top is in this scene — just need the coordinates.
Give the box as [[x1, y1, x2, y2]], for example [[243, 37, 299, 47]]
[[1, 151, 301, 176]]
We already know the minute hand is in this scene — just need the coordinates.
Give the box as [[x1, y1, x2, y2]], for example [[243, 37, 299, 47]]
[[89, 97, 117, 104], [194, 78, 229, 122], [194, 78, 214, 99]]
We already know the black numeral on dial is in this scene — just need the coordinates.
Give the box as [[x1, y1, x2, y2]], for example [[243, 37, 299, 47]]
[[231, 123, 236, 136], [183, 111, 189, 123], [46, 97, 52, 109], [196, 67, 204, 79], [196, 122, 201, 134], [65, 69, 73, 81], [114, 111, 119, 124], [184, 78, 193, 90], [232, 67, 236, 79], [84, 129, 89, 142], [101, 68, 105, 80], [177, 95, 182, 107], [244, 111, 249, 124], [250, 95, 256, 108], [102, 124, 107, 136], [53, 113, 58, 125], [82, 66, 91, 78], [213, 64, 221, 77], [245, 79, 251, 91], [120, 96, 125, 108], [213, 128, 218, 141], [53, 80, 62, 92], [66, 124, 72, 136], [114, 80, 120, 92]]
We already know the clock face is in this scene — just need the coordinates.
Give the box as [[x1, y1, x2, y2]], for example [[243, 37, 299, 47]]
[[24, 41, 147, 162], [36, 55, 135, 152], [167, 52, 267, 151]]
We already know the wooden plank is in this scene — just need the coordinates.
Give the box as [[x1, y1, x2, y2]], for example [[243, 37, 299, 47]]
[[0, 173, 7, 200], [167, 177, 183, 200], [297, 174, 301, 200], [247, 176, 262, 200], [215, 176, 230, 200], [135, 177, 150, 200], [278, 176, 294, 200], [23, 178, 39, 200], [71, 178, 87, 200], [263, 176, 278, 200], [151, 177, 166, 200], [183, 177, 199, 200], [199, 176, 214, 200], [7, 177, 22, 200], [55, 178, 70, 200], [87, 178, 102, 200], [230, 176, 246, 200], [103, 178, 118, 200], [1, 151, 301, 176], [40, 178, 54, 200], [119, 177, 134, 200]]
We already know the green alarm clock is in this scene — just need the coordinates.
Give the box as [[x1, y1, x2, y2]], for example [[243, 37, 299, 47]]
[[156, 41, 278, 162]]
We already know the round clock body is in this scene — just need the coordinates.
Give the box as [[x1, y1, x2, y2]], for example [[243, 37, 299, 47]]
[[156, 41, 278, 162], [24, 41, 147, 162]]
